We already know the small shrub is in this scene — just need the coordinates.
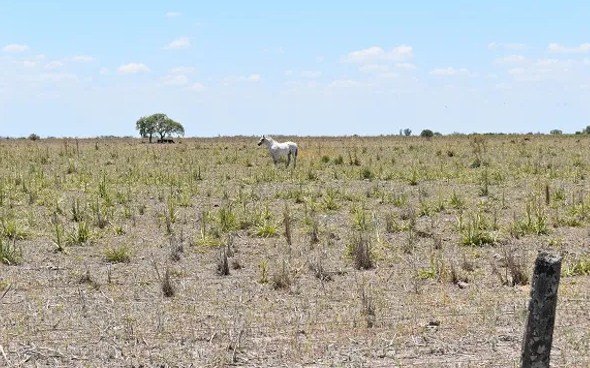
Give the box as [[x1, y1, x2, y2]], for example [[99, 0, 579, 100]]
[[28, 133, 40, 141]]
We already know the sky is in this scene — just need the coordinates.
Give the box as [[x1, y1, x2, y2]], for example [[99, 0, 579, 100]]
[[1, 1, 589, 137]]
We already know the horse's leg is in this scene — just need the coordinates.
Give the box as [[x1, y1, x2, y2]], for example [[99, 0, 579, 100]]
[[286, 152, 291, 168]]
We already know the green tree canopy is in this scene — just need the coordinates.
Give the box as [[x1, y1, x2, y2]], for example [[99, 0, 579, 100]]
[[136, 113, 184, 142], [420, 129, 434, 138]]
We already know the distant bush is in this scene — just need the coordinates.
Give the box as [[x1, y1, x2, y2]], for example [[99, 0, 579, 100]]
[[28, 133, 40, 141], [420, 129, 434, 138], [550, 129, 563, 135], [403, 128, 412, 136]]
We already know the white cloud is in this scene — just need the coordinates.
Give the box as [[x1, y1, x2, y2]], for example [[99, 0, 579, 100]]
[[169, 66, 196, 74], [494, 55, 527, 64], [39, 72, 79, 83], [329, 79, 364, 89], [487, 42, 526, 51], [247, 74, 260, 82], [222, 74, 261, 85], [395, 62, 417, 70], [188, 82, 206, 92], [359, 64, 390, 74], [3, 43, 30, 53], [430, 67, 472, 76], [300, 70, 322, 79], [285, 70, 321, 79], [166, 11, 181, 18], [237, 74, 261, 82], [99, 67, 110, 75], [70, 55, 95, 62], [117, 63, 150, 74], [22, 60, 38, 68], [161, 74, 189, 86], [505, 58, 579, 82], [343, 45, 413, 64], [165, 37, 191, 50], [547, 43, 590, 54], [45, 61, 64, 70]]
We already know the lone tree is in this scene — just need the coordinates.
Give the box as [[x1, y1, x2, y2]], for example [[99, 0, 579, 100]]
[[420, 129, 434, 138], [136, 113, 184, 143]]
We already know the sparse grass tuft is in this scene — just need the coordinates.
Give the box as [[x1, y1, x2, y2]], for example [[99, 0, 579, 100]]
[[359, 283, 376, 328], [563, 257, 590, 277], [1, 218, 29, 240], [67, 221, 92, 245], [0, 238, 22, 265], [104, 245, 131, 263], [459, 213, 494, 246], [256, 220, 278, 237]]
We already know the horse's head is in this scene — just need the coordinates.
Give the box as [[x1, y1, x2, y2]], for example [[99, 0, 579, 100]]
[[257, 135, 266, 146]]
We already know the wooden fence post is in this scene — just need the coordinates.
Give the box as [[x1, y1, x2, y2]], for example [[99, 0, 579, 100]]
[[521, 251, 562, 368]]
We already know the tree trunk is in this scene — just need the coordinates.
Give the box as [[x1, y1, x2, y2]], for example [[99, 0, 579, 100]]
[[148, 134, 153, 143]]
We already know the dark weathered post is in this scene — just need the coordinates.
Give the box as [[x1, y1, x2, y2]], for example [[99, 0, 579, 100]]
[[521, 251, 562, 368]]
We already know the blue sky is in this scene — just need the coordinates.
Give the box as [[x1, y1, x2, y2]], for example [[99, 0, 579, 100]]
[[1, 1, 589, 137]]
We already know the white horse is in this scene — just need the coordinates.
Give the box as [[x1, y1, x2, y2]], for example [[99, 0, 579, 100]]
[[257, 135, 298, 168]]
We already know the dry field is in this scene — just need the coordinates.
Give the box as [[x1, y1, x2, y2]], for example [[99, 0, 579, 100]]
[[1, 135, 589, 367]]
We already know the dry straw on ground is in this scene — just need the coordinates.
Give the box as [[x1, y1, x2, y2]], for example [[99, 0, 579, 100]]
[[1, 135, 589, 367]]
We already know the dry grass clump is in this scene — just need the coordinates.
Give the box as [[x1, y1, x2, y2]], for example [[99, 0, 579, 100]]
[[216, 248, 230, 276], [491, 247, 529, 286], [348, 232, 374, 270], [271, 261, 292, 290], [161, 268, 175, 297]]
